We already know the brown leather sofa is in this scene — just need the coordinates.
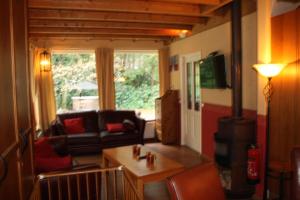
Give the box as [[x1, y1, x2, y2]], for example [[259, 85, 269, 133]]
[[50, 110, 145, 155]]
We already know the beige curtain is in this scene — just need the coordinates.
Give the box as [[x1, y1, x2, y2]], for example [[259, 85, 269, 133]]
[[159, 47, 171, 96], [95, 48, 116, 110], [30, 48, 56, 131]]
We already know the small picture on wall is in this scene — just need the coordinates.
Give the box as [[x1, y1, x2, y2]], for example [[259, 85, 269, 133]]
[[169, 55, 179, 71], [169, 56, 174, 71], [174, 55, 179, 71]]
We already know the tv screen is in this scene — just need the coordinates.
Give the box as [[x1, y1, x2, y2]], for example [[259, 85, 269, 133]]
[[199, 54, 227, 89]]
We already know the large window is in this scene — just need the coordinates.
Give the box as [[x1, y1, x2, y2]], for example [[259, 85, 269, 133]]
[[114, 50, 159, 120], [52, 51, 98, 113]]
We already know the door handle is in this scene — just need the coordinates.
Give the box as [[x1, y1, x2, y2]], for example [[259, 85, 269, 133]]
[[0, 155, 8, 184]]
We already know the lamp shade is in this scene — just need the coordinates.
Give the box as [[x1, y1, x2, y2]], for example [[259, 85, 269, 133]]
[[40, 50, 51, 71], [253, 63, 286, 78]]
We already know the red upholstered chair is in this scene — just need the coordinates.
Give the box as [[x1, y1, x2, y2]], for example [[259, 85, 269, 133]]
[[291, 147, 300, 200], [166, 162, 226, 200], [34, 136, 72, 173]]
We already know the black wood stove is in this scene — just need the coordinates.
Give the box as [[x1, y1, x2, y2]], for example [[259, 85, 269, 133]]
[[214, 0, 257, 198]]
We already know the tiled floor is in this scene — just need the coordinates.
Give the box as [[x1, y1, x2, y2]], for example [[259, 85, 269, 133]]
[[74, 143, 209, 200]]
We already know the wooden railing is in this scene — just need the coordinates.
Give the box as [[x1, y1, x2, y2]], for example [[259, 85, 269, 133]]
[[29, 166, 142, 200]]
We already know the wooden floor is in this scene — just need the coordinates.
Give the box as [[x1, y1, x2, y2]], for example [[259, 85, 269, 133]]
[[74, 142, 210, 200]]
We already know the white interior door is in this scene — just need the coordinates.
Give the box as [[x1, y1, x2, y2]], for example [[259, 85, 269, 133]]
[[180, 53, 202, 152]]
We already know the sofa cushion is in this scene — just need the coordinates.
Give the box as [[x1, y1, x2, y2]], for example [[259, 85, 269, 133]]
[[106, 123, 124, 133], [98, 110, 137, 131], [67, 133, 100, 145], [123, 119, 136, 132], [50, 119, 64, 136], [57, 110, 99, 133], [99, 130, 139, 142], [63, 117, 85, 134]]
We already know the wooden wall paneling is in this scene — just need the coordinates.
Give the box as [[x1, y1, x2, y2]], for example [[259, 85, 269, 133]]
[[269, 8, 300, 199], [12, 0, 35, 199], [270, 14, 283, 162], [0, 151, 22, 200], [0, 0, 21, 199], [0, 0, 17, 155], [0, 0, 34, 199], [13, 0, 30, 129], [295, 7, 300, 145], [278, 9, 297, 163], [270, 9, 299, 163]]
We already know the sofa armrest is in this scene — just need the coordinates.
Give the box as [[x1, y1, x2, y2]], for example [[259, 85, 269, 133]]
[[136, 117, 146, 144], [49, 119, 65, 136], [48, 135, 69, 156]]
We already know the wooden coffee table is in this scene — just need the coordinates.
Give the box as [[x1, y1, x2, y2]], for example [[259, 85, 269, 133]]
[[102, 145, 185, 199]]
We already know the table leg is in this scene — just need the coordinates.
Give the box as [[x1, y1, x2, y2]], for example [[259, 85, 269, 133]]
[[136, 179, 144, 200], [103, 156, 109, 168], [102, 156, 109, 200]]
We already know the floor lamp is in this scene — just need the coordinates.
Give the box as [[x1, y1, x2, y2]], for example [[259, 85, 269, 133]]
[[253, 63, 286, 200]]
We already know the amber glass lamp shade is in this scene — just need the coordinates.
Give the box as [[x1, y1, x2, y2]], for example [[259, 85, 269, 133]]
[[40, 50, 51, 72], [253, 63, 286, 78]]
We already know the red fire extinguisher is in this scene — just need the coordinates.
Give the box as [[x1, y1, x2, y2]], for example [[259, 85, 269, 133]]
[[247, 144, 260, 184]]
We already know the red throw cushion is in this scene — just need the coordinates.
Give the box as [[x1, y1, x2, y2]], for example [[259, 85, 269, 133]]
[[34, 137, 57, 157], [106, 123, 124, 132], [35, 155, 72, 173], [63, 117, 85, 134]]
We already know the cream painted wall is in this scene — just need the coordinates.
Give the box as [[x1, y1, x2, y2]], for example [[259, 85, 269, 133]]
[[169, 13, 257, 110], [256, 0, 272, 116]]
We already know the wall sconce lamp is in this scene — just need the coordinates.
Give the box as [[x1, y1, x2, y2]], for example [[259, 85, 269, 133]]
[[253, 63, 286, 200], [179, 30, 188, 39], [40, 50, 51, 72]]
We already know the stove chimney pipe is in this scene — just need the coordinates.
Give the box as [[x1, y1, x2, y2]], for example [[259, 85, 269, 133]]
[[231, 0, 242, 118]]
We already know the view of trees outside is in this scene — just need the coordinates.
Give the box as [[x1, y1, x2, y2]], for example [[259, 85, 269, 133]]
[[52, 52, 98, 113], [114, 51, 159, 120], [52, 50, 159, 119]]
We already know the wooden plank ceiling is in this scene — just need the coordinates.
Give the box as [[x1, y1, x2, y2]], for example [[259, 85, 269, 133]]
[[28, 0, 233, 42]]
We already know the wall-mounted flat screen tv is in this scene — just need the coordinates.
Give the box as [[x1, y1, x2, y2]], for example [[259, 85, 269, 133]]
[[199, 53, 227, 89]]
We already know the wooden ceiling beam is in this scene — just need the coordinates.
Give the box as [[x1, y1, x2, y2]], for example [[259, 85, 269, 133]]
[[29, 27, 183, 36], [28, 0, 203, 17], [277, 0, 300, 2], [29, 33, 171, 41], [200, 0, 232, 16], [29, 20, 193, 31], [153, 0, 221, 4], [29, 9, 206, 25]]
